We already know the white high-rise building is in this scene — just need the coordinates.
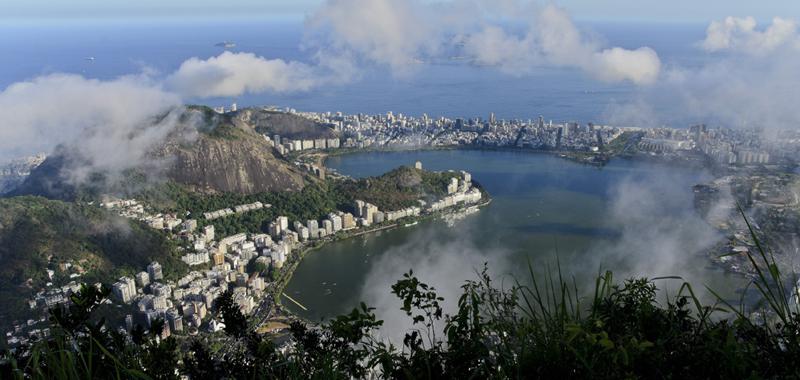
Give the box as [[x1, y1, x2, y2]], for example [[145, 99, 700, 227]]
[[322, 219, 333, 235], [329, 213, 342, 231], [277, 216, 289, 231], [271, 248, 287, 268], [147, 262, 163, 282], [135, 271, 150, 288], [153, 295, 168, 311], [166, 309, 183, 332], [112, 277, 137, 303], [269, 222, 281, 238], [204, 225, 215, 242], [307, 220, 319, 239], [298, 226, 310, 241]]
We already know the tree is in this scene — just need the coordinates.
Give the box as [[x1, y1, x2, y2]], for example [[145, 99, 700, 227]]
[[216, 289, 248, 338]]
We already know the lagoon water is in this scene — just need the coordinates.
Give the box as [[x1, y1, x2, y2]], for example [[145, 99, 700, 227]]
[[285, 150, 747, 321]]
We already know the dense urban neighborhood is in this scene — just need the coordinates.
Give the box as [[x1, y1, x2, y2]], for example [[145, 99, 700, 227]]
[[5, 158, 486, 348]]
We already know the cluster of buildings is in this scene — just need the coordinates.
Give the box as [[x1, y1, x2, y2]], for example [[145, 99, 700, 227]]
[[353, 199, 421, 225], [212, 102, 237, 114], [259, 107, 800, 169], [102, 198, 186, 231], [429, 171, 482, 212], [111, 229, 275, 338], [275, 110, 623, 153], [634, 125, 778, 166], [11, 277, 85, 346], [264, 134, 341, 156], [203, 201, 269, 220], [265, 211, 356, 266], [295, 161, 326, 179], [242, 107, 622, 157], [645, 125, 774, 165]]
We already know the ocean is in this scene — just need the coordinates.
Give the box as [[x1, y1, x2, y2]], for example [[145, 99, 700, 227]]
[[2, 17, 708, 123]]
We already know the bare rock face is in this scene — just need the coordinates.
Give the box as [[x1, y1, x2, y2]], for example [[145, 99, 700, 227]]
[[0, 153, 46, 195], [164, 129, 306, 194], [11, 108, 310, 199]]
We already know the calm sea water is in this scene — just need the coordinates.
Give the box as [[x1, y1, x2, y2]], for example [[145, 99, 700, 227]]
[[285, 150, 747, 322], [2, 18, 707, 122]]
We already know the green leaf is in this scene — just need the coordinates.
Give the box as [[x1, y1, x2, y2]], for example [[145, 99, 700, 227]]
[[599, 338, 615, 350]]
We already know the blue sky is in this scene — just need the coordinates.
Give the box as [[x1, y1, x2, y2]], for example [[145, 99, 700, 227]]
[[3, 0, 799, 23]]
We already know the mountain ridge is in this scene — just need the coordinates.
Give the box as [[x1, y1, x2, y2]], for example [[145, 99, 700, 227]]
[[9, 107, 328, 200]]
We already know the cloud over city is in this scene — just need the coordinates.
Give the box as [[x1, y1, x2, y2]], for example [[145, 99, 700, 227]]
[[0, 73, 183, 181], [701, 16, 800, 55], [166, 51, 353, 98], [607, 15, 800, 131], [306, 0, 440, 74], [307, 0, 662, 84], [462, 4, 661, 84]]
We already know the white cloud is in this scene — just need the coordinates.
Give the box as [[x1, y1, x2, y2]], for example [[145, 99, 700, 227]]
[[166, 51, 326, 98], [607, 15, 800, 130], [0, 74, 181, 172], [306, 0, 439, 74], [462, 25, 539, 72], [662, 56, 800, 128], [462, 4, 661, 84], [0, 50, 346, 185], [308, 1, 661, 84], [702, 16, 800, 55], [576, 171, 734, 304], [589, 47, 661, 85]]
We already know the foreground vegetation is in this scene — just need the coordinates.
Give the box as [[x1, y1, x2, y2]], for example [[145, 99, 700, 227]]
[[2, 211, 799, 379]]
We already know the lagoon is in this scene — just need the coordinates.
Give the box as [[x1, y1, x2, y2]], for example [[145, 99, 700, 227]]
[[284, 150, 747, 322]]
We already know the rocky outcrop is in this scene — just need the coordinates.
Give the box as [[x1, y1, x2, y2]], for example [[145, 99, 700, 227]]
[[162, 126, 306, 194], [0, 153, 46, 195], [10, 108, 310, 199]]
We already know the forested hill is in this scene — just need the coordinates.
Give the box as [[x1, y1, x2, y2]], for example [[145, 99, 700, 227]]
[[0, 196, 182, 328], [237, 107, 335, 140]]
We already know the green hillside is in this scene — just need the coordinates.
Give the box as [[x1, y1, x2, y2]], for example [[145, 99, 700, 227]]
[[333, 166, 465, 211], [135, 166, 474, 236], [0, 196, 183, 327]]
